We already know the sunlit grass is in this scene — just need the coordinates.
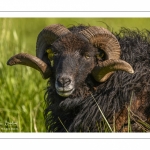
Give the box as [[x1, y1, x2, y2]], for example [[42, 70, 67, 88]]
[[0, 18, 47, 132], [0, 18, 150, 132]]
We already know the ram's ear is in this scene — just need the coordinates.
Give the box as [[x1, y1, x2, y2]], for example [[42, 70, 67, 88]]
[[7, 53, 52, 79]]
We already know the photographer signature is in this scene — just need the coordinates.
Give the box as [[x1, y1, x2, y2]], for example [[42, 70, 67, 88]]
[[0, 121, 18, 127]]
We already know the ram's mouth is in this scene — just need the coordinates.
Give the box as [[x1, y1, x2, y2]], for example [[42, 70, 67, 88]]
[[56, 88, 75, 97]]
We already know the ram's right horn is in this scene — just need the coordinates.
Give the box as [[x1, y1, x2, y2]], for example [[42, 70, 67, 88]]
[[7, 53, 52, 79]]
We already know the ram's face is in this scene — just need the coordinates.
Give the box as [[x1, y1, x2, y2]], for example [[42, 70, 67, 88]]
[[50, 34, 98, 97]]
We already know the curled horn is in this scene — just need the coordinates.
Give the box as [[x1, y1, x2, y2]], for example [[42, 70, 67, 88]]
[[92, 59, 134, 82], [7, 53, 51, 79], [36, 24, 71, 64], [7, 24, 71, 79], [80, 26, 134, 82]]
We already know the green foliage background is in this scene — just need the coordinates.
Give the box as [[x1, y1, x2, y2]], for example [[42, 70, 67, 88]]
[[0, 18, 150, 132]]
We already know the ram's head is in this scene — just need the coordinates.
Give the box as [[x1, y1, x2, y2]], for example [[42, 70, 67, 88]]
[[7, 24, 134, 97]]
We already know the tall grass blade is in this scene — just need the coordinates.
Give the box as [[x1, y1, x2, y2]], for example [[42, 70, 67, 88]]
[[91, 94, 113, 132], [30, 102, 32, 132], [58, 117, 68, 132]]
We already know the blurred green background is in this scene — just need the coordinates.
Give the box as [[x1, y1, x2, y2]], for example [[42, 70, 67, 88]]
[[0, 18, 150, 132]]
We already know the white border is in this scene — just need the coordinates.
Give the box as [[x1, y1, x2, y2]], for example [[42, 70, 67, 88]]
[[0, 11, 150, 18], [0, 133, 150, 149], [0, 0, 149, 12], [0, 1, 150, 148], [0, 133, 150, 139], [0, 0, 150, 17], [0, 132, 150, 139]]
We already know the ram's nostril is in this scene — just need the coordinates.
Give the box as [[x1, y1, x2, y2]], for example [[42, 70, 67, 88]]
[[57, 77, 71, 87]]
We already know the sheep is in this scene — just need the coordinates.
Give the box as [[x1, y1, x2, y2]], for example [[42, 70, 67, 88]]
[[7, 24, 150, 132]]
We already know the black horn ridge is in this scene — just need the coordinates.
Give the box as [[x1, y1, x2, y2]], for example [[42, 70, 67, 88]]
[[80, 26, 134, 82]]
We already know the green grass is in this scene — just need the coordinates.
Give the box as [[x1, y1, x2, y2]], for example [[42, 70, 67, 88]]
[[1, 18, 150, 132]]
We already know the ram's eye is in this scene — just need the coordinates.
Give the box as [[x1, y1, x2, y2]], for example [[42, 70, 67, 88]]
[[85, 54, 90, 59], [53, 52, 58, 56]]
